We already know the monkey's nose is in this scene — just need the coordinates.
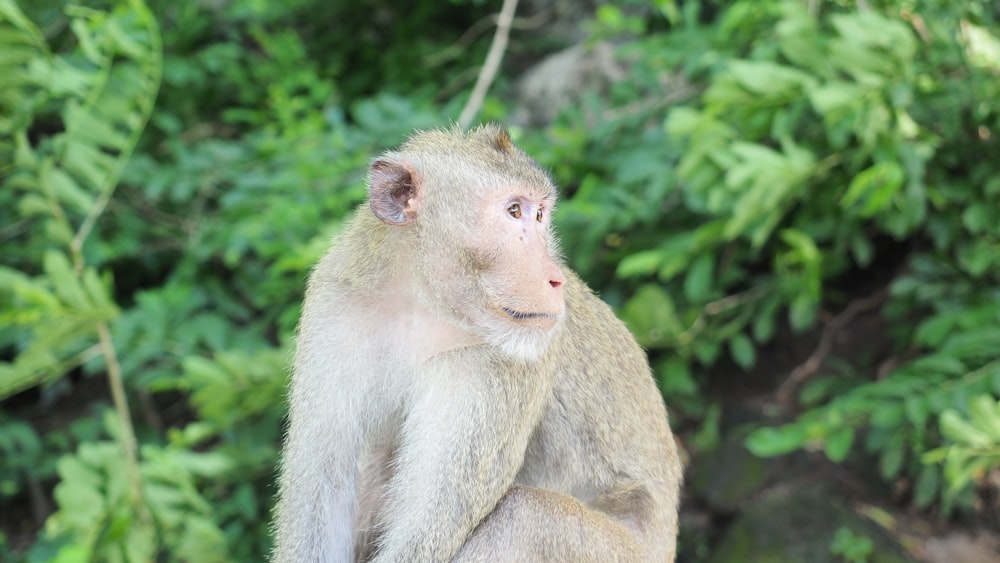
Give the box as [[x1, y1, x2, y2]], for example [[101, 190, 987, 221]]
[[548, 266, 567, 289]]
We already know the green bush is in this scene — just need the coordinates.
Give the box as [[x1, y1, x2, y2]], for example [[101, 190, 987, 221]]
[[2, 0, 1000, 560], [0, 0, 463, 559], [521, 0, 1000, 515]]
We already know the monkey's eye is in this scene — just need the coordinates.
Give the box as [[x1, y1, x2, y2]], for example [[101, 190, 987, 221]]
[[507, 203, 522, 219], [536, 208, 544, 222]]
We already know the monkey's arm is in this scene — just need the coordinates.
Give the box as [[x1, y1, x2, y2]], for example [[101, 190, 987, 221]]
[[272, 300, 372, 563], [369, 351, 547, 563], [454, 485, 645, 563], [272, 407, 357, 562]]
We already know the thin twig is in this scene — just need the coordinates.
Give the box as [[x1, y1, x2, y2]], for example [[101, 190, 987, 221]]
[[906, 11, 931, 43], [457, 0, 519, 129], [704, 285, 770, 316], [775, 288, 888, 405], [97, 322, 144, 507], [426, 8, 548, 67], [600, 83, 700, 122]]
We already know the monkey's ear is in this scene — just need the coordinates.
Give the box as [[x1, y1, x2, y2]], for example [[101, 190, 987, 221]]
[[369, 159, 420, 226], [490, 127, 514, 154]]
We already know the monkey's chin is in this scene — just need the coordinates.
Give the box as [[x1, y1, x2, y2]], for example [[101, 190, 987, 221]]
[[484, 314, 563, 363]]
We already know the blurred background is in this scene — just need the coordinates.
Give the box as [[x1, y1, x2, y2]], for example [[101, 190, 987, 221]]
[[2, 0, 1000, 561]]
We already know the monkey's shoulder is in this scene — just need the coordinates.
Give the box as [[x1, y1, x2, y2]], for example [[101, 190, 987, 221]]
[[560, 274, 644, 354]]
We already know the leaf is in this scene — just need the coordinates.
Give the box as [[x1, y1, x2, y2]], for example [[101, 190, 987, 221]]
[[690, 403, 721, 452], [808, 81, 864, 115], [54, 456, 105, 519], [961, 203, 995, 234], [692, 339, 721, 365], [726, 60, 816, 97], [49, 544, 92, 563], [799, 376, 836, 407], [45, 218, 74, 245], [41, 159, 95, 213], [942, 328, 1000, 359], [665, 107, 709, 137], [914, 463, 940, 507], [956, 239, 996, 277], [940, 409, 994, 447], [683, 253, 714, 303], [871, 403, 903, 428], [0, 0, 45, 38], [104, 18, 149, 61], [751, 299, 779, 343], [841, 161, 904, 217], [824, 426, 854, 462], [904, 395, 929, 431], [62, 138, 114, 191], [657, 253, 692, 282], [728, 333, 756, 370], [17, 193, 50, 217], [922, 447, 948, 464], [914, 314, 957, 348], [831, 12, 916, 59], [879, 440, 905, 479], [173, 515, 230, 563], [69, 18, 104, 65], [942, 448, 975, 496], [963, 22, 1000, 72], [850, 232, 873, 267], [967, 396, 1000, 440], [776, 7, 826, 71], [182, 356, 229, 385], [620, 284, 681, 347], [595, 5, 626, 29], [65, 102, 129, 150], [788, 293, 817, 332], [909, 354, 967, 377], [174, 450, 237, 478], [82, 268, 117, 310], [656, 357, 697, 396], [746, 425, 807, 457], [616, 249, 663, 279], [43, 250, 89, 309]]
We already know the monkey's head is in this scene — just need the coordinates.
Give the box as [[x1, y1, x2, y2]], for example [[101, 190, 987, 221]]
[[367, 124, 567, 361]]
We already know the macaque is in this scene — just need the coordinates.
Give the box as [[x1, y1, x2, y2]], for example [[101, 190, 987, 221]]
[[272, 124, 682, 562]]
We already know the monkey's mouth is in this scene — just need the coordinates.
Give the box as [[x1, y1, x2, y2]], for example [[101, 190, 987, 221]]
[[501, 307, 559, 322]]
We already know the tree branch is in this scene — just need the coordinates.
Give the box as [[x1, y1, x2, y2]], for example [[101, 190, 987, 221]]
[[457, 0, 519, 129], [776, 288, 888, 406]]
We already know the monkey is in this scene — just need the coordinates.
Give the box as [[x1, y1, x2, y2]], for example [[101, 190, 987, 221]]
[[272, 124, 682, 562]]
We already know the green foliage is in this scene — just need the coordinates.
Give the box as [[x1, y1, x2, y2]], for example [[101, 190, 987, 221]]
[[3, 0, 1000, 559], [524, 0, 1000, 519], [746, 304, 1000, 510], [830, 526, 874, 563], [1, 0, 462, 559], [925, 396, 1000, 509], [667, 0, 1000, 513], [0, 0, 160, 395]]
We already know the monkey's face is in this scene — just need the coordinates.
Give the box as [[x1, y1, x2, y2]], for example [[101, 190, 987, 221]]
[[367, 125, 567, 361], [448, 190, 567, 361]]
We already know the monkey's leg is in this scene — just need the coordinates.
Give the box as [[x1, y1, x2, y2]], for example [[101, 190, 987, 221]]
[[369, 352, 548, 563], [454, 485, 646, 563]]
